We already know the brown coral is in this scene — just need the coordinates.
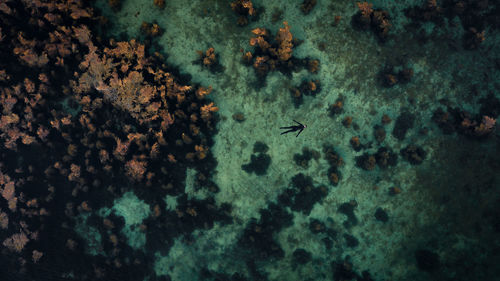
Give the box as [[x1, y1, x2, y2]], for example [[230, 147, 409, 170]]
[[3, 232, 29, 252], [357, 2, 373, 18], [197, 48, 219, 71], [354, 2, 391, 41], [275, 21, 293, 62], [154, 0, 165, 9], [125, 159, 147, 181], [200, 102, 219, 121], [231, 0, 256, 26]]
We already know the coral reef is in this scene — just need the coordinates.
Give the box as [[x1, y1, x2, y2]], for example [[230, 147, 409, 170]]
[[374, 147, 398, 169], [432, 107, 497, 138], [329, 97, 345, 116], [293, 147, 320, 169], [379, 65, 414, 87], [1, 0, 498, 280], [307, 58, 320, 73], [290, 79, 321, 107], [0, 1, 227, 279], [292, 248, 312, 265], [355, 147, 397, 170], [404, 0, 443, 24], [243, 21, 315, 84], [392, 111, 415, 140], [373, 125, 386, 143], [323, 145, 343, 186], [140, 21, 163, 38], [342, 116, 353, 128], [278, 173, 328, 215], [153, 0, 165, 10], [230, 0, 257, 26], [198, 47, 216, 67], [355, 153, 377, 171], [404, 0, 496, 49], [338, 200, 359, 228], [332, 256, 376, 281], [232, 112, 245, 122], [196, 47, 223, 72], [241, 142, 271, 175], [350, 136, 362, 151], [352, 2, 392, 42], [300, 0, 317, 15], [374, 207, 388, 222], [344, 234, 359, 248], [238, 202, 293, 260], [400, 144, 426, 165], [381, 114, 392, 125], [334, 15, 342, 26]]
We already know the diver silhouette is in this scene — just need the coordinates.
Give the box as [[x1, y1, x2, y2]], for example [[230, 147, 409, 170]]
[[280, 120, 306, 137]]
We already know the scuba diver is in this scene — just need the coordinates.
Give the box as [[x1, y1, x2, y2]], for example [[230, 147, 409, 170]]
[[280, 120, 306, 137]]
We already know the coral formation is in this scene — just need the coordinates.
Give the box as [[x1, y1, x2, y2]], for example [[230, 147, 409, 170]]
[[300, 0, 317, 15], [374, 207, 388, 222], [373, 125, 386, 143], [278, 173, 328, 215], [355, 154, 377, 171], [230, 0, 257, 26], [374, 147, 398, 169], [352, 2, 392, 42], [404, 0, 496, 49], [140, 21, 163, 37], [293, 147, 320, 169], [356, 147, 397, 171], [292, 248, 312, 264], [350, 136, 362, 151], [344, 234, 359, 248], [241, 142, 271, 175], [338, 200, 358, 228], [238, 202, 293, 260], [400, 144, 426, 165], [196, 47, 223, 72], [232, 112, 245, 122], [309, 219, 326, 234], [381, 114, 392, 125], [243, 21, 315, 84], [432, 107, 497, 138], [392, 111, 415, 140], [329, 97, 345, 116], [323, 145, 343, 186], [379, 65, 414, 87], [290, 79, 321, 107], [153, 0, 165, 10], [307, 58, 320, 73], [342, 116, 353, 128], [334, 15, 342, 26], [404, 0, 442, 24]]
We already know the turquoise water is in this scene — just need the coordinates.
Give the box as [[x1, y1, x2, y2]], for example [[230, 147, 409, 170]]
[[0, 0, 499, 280]]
